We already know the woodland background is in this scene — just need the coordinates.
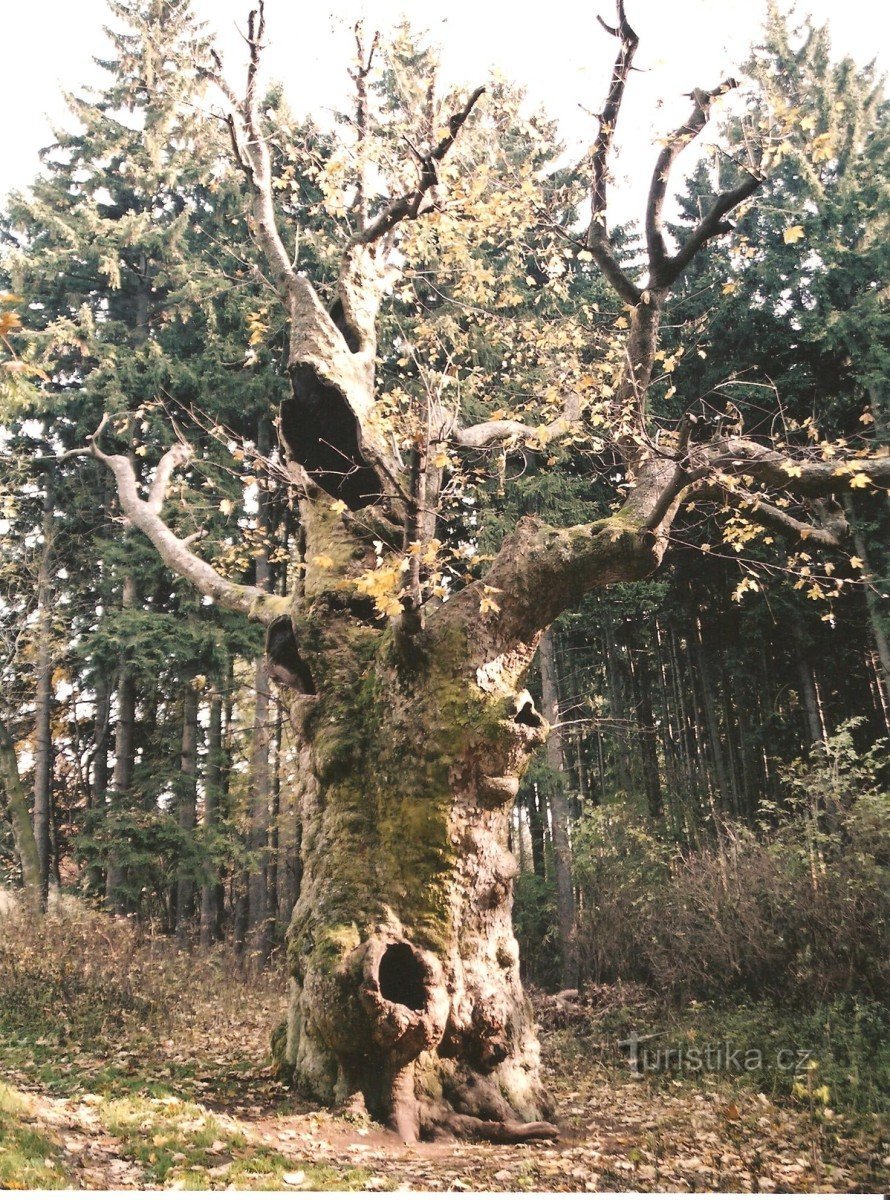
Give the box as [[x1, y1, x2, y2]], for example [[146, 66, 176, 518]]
[[0, 0, 887, 1188]]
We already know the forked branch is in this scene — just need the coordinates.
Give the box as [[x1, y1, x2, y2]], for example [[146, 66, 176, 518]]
[[587, 5, 763, 300], [646, 82, 762, 286], [206, 2, 297, 299], [88, 419, 282, 625], [350, 86, 486, 248], [689, 482, 846, 550], [586, 2, 642, 305]]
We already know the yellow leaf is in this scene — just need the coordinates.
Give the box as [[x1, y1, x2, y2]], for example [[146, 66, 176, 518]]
[[849, 556, 864, 570], [849, 472, 872, 488], [781, 461, 803, 478], [783, 225, 805, 244], [312, 554, 334, 569], [377, 595, 403, 619], [479, 585, 503, 616], [329, 499, 348, 514], [810, 132, 833, 162], [722, 281, 738, 295]]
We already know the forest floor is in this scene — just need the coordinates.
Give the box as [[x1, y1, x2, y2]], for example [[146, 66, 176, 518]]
[[0, 970, 886, 1193]]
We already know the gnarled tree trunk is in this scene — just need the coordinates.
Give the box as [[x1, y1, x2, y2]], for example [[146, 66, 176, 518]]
[[276, 604, 554, 1141], [87, 0, 890, 1146]]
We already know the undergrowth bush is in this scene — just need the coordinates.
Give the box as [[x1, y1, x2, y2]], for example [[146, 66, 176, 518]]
[[0, 899, 283, 1047], [553, 723, 888, 1003]]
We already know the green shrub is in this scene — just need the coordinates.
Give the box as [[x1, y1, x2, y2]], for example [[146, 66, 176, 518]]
[[569, 724, 889, 1003]]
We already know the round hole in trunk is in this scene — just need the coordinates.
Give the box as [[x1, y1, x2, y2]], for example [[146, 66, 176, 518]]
[[378, 942, 428, 1011]]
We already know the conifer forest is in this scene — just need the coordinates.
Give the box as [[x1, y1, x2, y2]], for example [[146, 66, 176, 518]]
[[0, 0, 887, 1190]]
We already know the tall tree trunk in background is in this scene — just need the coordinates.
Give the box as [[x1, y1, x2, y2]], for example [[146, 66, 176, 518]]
[[845, 500, 890, 701], [627, 630, 663, 820], [248, 660, 272, 957], [91, 676, 111, 808], [602, 619, 634, 796], [792, 618, 827, 746], [525, 786, 546, 879], [32, 482, 55, 906], [200, 686, 225, 947], [175, 684, 200, 934], [538, 629, 578, 989], [248, 415, 273, 961], [0, 718, 42, 912], [720, 668, 743, 816], [106, 572, 138, 914], [105, 275, 152, 913], [693, 619, 733, 809]]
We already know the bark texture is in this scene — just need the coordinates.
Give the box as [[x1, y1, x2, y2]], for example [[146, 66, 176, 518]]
[[86, 0, 889, 1145], [279, 601, 556, 1141]]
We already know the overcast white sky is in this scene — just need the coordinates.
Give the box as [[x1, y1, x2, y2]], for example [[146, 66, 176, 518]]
[[2, 0, 887, 214]]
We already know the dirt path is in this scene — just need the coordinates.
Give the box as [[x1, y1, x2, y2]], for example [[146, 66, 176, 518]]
[[5, 1058, 885, 1192], [1, 970, 885, 1192]]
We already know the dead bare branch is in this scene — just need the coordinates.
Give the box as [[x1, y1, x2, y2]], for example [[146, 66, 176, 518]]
[[203, 3, 297, 299], [645, 81, 762, 286], [350, 86, 486, 248], [87, 420, 282, 625], [700, 438, 890, 497], [586, 3, 642, 306], [454, 393, 582, 450]]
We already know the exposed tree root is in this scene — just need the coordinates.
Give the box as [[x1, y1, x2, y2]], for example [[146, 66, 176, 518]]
[[428, 1114, 560, 1143]]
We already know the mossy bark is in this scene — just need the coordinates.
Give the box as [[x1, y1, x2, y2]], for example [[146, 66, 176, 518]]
[[275, 608, 557, 1142]]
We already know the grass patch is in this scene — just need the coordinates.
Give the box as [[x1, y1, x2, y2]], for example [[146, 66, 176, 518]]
[[99, 1093, 245, 1185], [227, 1149, 373, 1191], [97, 1093, 373, 1190], [0, 1082, 70, 1189], [542, 990, 889, 1116]]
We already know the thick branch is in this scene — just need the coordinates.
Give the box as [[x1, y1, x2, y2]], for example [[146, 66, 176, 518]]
[[690, 482, 845, 549], [700, 438, 890, 497], [454, 393, 582, 450], [350, 86, 485, 248], [431, 510, 660, 671], [430, 437, 888, 671], [667, 173, 762, 281], [89, 431, 282, 625]]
